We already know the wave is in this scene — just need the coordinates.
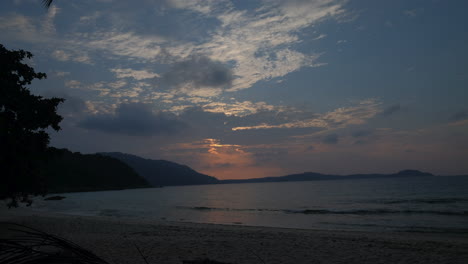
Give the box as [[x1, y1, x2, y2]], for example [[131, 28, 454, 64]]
[[176, 206, 280, 212], [374, 197, 468, 205], [286, 209, 468, 216], [177, 206, 468, 216], [330, 222, 468, 234]]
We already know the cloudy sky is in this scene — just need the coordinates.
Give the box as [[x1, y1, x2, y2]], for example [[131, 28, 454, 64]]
[[1, 0, 468, 179]]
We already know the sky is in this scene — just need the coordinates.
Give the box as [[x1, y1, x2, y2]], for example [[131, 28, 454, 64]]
[[1, 0, 468, 179]]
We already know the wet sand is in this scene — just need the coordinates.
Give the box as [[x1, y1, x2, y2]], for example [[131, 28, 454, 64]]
[[1, 209, 468, 264]]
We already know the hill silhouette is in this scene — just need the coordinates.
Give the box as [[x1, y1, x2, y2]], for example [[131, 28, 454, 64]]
[[220, 169, 434, 184], [101, 152, 439, 187], [30, 150, 445, 197], [100, 152, 219, 186], [42, 148, 150, 193]]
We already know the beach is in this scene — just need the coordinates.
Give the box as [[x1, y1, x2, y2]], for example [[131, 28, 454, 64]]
[[1, 209, 468, 264]]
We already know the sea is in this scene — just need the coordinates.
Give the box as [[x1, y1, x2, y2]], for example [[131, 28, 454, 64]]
[[31, 176, 468, 233]]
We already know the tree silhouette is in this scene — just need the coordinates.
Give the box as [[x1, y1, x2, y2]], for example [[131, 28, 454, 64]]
[[0, 44, 64, 207]]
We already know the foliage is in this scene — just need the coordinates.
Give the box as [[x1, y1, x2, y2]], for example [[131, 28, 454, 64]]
[[0, 44, 64, 207], [42, 148, 151, 193]]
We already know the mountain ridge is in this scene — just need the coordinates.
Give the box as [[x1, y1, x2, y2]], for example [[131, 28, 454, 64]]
[[100, 152, 449, 187], [43, 148, 151, 194], [100, 152, 219, 186], [220, 169, 435, 184]]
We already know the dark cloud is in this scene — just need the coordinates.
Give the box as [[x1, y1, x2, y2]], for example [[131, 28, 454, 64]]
[[177, 107, 231, 139], [381, 103, 401, 117], [180, 107, 227, 127], [79, 103, 186, 136], [307, 145, 315, 151], [41, 91, 87, 117], [229, 107, 318, 127], [252, 148, 289, 164], [351, 129, 372, 138], [175, 107, 321, 145], [162, 55, 233, 88], [322, 133, 339, 144], [59, 96, 87, 115], [354, 140, 366, 145], [451, 110, 468, 121]]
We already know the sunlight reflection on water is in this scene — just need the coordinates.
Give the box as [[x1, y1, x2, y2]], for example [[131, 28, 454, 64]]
[[33, 176, 468, 233]]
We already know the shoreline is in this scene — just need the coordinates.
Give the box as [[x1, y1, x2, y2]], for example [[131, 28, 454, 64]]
[[2, 209, 468, 264]]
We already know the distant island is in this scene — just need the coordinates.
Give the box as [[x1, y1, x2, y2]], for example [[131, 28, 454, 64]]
[[35, 150, 466, 195], [99, 152, 441, 187], [219, 169, 434, 184]]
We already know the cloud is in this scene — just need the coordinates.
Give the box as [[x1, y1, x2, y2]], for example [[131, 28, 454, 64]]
[[54, 71, 71, 77], [78, 11, 102, 24], [79, 103, 186, 136], [75, 31, 166, 61], [0, 6, 61, 43], [51, 49, 93, 64], [42, 5, 59, 35], [84, 101, 117, 115], [176, 107, 229, 138], [162, 55, 233, 89], [165, 0, 231, 15], [201, 100, 278, 117], [0, 14, 45, 43], [108, 80, 127, 89], [180, 87, 223, 98], [2, 0, 345, 95], [51, 50, 70, 61], [13, 0, 30, 5], [232, 99, 381, 131], [163, 138, 285, 179], [351, 129, 373, 138], [451, 110, 468, 121], [56, 96, 86, 117], [63, 79, 145, 98], [322, 133, 339, 144], [251, 148, 289, 163], [353, 139, 366, 145], [65, 80, 82, 89], [166, 0, 343, 91], [111, 68, 160, 80], [380, 103, 401, 117], [73, 54, 92, 64], [403, 8, 423, 18], [313, 34, 327, 40], [40, 90, 87, 119]]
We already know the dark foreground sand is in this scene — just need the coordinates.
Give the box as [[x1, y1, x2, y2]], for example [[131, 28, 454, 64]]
[[1, 210, 468, 264]]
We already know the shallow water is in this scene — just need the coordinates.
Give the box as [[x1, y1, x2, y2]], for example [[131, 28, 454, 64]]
[[32, 176, 468, 233]]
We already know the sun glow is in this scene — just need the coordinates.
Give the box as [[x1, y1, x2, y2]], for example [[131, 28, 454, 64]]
[[164, 138, 285, 179]]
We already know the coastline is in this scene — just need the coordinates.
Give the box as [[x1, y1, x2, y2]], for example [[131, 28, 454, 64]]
[[1, 208, 468, 264]]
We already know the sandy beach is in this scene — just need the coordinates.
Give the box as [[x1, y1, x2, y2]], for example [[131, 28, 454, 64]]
[[1, 209, 467, 264]]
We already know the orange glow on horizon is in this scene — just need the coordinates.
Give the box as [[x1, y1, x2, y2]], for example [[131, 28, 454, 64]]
[[163, 138, 285, 180]]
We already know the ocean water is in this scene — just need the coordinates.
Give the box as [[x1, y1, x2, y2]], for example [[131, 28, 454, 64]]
[[31, 176, 468, 233]]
